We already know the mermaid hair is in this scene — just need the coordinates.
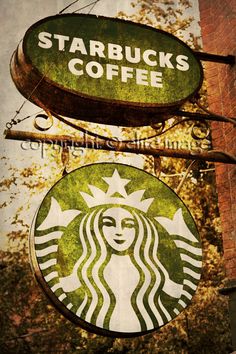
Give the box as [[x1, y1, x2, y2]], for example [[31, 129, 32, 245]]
[[71, 205, 169, 331]]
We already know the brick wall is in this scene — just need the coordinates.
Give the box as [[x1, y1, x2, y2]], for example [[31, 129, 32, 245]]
[[199, 0, 236, 280]]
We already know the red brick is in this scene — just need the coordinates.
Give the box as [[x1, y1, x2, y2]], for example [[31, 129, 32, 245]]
[[225, 259, 236, 269], [231, 230, 236, 241], [215, 185, 230, 197], [217, 195, 230, 208], [222, 222, 234, 234], [224, 249, 236, 260], [224, 123, 236, 137], [229, 171, 236, 189], [230, 190, 236, 203], [224, 122, 235, 133], [230, 205, 236, 221], [219, 200, 232, 213], [211, 129, 223, 140], [199, 1, 213, 12], [228, 268, 236, 279], [221, 209, 233, 220], [213, 136, 226, 148], [209, 102, 222, 112], [200, 0, 236, 280], [216, 185, 231, 198], [223, 239, 236, 249]]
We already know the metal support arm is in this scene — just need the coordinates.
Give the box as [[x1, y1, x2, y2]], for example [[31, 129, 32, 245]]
[[195, 51, 235, 65], [4, 129, 236, 164]]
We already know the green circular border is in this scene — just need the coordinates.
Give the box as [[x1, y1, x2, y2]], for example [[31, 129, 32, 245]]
[[30, 162, 202, 337]]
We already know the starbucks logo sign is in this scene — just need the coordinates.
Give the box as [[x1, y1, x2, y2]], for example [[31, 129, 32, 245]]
[[30, 163, 202, 337]]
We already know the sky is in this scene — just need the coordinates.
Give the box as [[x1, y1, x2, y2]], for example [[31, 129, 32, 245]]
[[0, 0, 201, 251]]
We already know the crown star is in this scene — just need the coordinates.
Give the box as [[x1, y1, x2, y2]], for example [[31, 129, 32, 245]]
[[102, 169, 130, 197], [80, 169, 154, 212]]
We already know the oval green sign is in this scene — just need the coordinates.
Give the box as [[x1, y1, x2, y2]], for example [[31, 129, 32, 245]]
[[11, 14, 203, 126], [30, 163, 202, 337]]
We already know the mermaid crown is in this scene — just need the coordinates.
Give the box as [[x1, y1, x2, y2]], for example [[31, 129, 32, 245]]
[[80, 169, 154, 212]]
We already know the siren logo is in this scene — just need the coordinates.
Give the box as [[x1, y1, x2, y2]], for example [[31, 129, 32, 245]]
[[31, 163, 202, 336]]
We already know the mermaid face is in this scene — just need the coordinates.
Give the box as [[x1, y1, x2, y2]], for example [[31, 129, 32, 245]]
[[101, 207, 136, 252]]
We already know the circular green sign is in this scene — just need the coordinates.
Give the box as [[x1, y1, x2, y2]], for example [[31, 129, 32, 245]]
[[30, 163, 202, 337], [11, 14, 203, 126]]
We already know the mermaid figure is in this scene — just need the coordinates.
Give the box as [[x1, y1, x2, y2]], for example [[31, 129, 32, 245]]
[[35, 168, 201, 334], [56, 170, 183, 333]]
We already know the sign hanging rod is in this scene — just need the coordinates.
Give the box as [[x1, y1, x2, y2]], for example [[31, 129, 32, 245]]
[[5, 129, 236, 164], [195, 52, 235, 65], [174, 110, 236, 124]]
